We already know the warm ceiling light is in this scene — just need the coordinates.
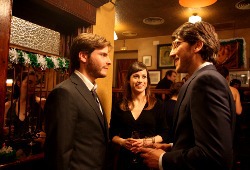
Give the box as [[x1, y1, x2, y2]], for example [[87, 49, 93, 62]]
[[114, 31, 118, 40], [6, 79, 13, 86], [179, 0, 217, 8], [189, 14, 202, 23]]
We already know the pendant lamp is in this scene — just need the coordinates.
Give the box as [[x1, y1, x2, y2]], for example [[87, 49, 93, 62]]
[[179, 0, 217, 8]]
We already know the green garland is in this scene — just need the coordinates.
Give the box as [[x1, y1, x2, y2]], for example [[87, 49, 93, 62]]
[[9, 48, 70, 72]]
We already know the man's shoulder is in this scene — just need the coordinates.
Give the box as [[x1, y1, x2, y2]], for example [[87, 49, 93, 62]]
[[156, 77, 167, 88]]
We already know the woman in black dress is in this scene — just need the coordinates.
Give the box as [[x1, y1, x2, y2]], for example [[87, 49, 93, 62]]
[[110, 61, 168, 170], [5, 71, 45, 138]]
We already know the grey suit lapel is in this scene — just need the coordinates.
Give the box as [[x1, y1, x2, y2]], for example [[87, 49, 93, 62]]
[[70, 73, 106, 129]]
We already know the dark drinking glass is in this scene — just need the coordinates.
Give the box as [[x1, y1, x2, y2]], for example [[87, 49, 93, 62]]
[[131, 131, 140, 164]]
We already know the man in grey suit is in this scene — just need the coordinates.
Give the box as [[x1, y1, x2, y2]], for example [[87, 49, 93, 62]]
[[141, 22, 236, 170], [44, 33, 112, 170]]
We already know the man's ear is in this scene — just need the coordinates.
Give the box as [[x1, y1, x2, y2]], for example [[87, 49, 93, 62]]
[[194, 41, 203, 53], [79, 51, 88, 63]]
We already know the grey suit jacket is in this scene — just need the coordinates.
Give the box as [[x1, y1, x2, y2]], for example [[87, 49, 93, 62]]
[[162, 65, 236, 170], [44, 73, 109, 170]]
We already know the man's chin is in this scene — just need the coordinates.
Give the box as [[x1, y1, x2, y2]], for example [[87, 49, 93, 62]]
[[98, 73, 107, 78]]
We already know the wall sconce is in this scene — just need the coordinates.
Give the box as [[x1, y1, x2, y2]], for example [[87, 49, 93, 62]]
[[120, 39, 127, 50], [189, 13, 202, 23], [114, 31, 118, 40], [6, 79, 13, 87]]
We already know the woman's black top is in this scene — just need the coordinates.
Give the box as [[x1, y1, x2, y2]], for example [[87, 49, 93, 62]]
[[110, 99, 168, 170]]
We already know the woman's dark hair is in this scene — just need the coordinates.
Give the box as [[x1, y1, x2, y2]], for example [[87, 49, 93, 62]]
[[120, 61, 156, 111], [171, 21, 220, 64], [230, 79, 241, 86], [13, 71, 36, 99]]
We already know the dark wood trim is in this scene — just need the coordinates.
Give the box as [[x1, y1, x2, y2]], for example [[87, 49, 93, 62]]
[[37, 0, 96, 23], [12, 0, 97, 34], [0, 153, 44, 169], [114, 50, 138, 53], [84, 0, 110, 8], [0, 0, 12, 141], [10, 44, 59, 57]]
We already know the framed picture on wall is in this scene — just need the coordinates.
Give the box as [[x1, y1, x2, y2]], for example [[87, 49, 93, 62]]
[[142, 55, 152, 66], [157, 44, 175, 69], [149, 70, 161, 85], [229, 70, 250, 87]]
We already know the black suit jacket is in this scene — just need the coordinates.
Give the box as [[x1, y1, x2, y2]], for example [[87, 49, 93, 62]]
[[162, 65, 236, 170], [44, 73, 109, 170], [156, 77, 173, 89]]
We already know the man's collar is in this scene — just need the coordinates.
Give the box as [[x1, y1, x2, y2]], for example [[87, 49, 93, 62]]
[[74, 70, 97, 91]]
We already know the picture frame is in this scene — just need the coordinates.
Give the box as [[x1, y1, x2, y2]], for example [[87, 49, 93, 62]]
[[142, 55, 152, 66], [229, 70, 250, 87], [157, 44, 175, 69], [148, 70, 161, 85]]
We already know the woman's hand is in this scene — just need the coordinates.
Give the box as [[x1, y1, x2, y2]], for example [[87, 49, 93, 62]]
[[120, 138, 133, 150], [129, 138, 143, 153]]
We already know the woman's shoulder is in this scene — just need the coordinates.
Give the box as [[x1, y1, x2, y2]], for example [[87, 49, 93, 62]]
[[150, 98, 164, 109], [112, 99, 123, 110], [229, 86, 239, 99]]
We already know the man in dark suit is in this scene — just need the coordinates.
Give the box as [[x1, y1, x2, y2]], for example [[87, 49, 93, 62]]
[[141, 21, 236, 170], [155, 70, 177, 100], [156, 70, 177, 89], [44, 33, 112, 170]]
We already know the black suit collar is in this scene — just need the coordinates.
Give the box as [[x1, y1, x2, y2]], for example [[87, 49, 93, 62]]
[[172, 65, 217, 135]]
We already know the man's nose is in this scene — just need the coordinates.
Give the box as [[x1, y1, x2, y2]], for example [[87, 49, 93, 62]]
[[170, 49, 176, 59], [107, 56, 112, 65]]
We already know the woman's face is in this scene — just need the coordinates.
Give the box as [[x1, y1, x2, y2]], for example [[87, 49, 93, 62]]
[[129, 69, 148, 94], [21, 75, 36, 95]]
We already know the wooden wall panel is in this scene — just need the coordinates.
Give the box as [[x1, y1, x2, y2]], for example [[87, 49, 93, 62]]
[[0, 0, 12, 139]]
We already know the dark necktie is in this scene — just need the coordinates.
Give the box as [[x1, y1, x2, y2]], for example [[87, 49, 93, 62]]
[[91, 89, 99, 105], [91, 89, 104, 116]]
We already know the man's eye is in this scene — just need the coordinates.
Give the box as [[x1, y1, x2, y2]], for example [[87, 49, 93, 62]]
[[100, 53, 107, 57]]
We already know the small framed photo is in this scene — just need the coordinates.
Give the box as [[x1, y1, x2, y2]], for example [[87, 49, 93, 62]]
[[148, 70, 161, 85], [229, 70, 250, 87], [142, 55, 152, 67], [157, 44, 175, 69]]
